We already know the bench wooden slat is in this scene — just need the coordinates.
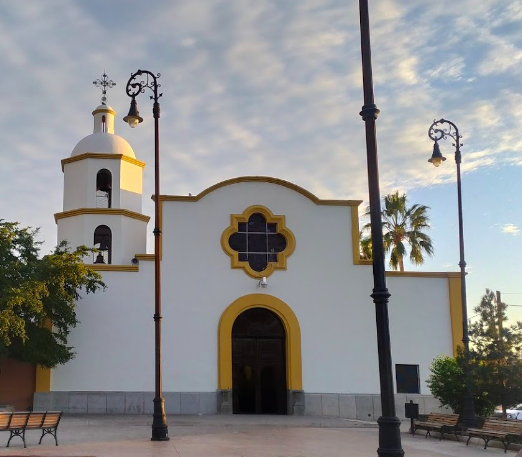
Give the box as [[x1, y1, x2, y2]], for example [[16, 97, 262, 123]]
[[0, 411, 62, 449], [0, 414, 11, 429], [413, 413, 460, 441], [42, 413, 61, 427], [466, 418, 522, 452]]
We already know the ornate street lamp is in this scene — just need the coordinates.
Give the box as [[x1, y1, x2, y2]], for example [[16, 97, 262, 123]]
[[428, 118, 478, 428], [124, 70, 169, 441], [358, 2, 404, 457]]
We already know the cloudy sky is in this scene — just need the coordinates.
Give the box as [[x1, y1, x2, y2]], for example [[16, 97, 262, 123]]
[[1, 0, 521, 320]]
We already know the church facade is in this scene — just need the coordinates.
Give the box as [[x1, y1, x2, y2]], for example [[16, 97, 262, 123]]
[[32, 101, 461, 419]]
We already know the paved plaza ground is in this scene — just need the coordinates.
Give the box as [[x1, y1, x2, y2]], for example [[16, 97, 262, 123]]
[[0, 414, 516, 457]]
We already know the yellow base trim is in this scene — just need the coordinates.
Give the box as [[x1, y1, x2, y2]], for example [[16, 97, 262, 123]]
[[218, 294, 302, 391], [35, 319, 52, 392], [54, 208, 150, 223], [90, 265, 139, 272], [35, 366, 51, 392], [61, 153, 145, 171]]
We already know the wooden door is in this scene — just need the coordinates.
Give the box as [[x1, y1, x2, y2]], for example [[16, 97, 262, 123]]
[[232, 308, 287, 414]]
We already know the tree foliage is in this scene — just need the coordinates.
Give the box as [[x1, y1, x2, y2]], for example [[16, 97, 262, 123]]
[[427, 289, 522, 418], [360, 192, 434, 271], [0, 221, 105, 368], [426, 352, 496, 417], [469, 289, 522, 418], [426, 355, 465, 413]]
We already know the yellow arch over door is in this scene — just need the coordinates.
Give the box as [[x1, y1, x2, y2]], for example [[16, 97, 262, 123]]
[[218, 294, 302, 391]]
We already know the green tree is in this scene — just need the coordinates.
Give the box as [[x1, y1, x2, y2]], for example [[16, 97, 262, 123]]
[[0, 221, 105, 368], [469, 289, 522, 418], [426, 353, 496, 417], [426, 290, 522, 418], [361, 192, 434, 271], [426, 355, 465, 413], [359, 230, 372, 260]]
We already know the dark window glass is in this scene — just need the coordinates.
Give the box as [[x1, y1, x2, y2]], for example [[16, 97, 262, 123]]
[[248, 213, 266, 232], [229, 233, 247, 252], [396, 364, 420, 394], [268, 234, 287, 252], [248, 254, 267, 272], [268, 253, 278, 262], [228, 212, 287, 273], [248, 234, 266, 252]]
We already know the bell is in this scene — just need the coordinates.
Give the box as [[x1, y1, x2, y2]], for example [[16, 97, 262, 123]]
[[94, 252, 105, 264]]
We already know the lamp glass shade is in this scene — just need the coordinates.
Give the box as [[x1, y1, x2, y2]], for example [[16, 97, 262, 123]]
[[123, 98, 143, 128], [428, 142, 446, 167], [126, 116, 141, 128]]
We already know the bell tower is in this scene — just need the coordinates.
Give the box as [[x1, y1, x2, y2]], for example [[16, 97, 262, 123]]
[[55, 73, 149, 265]]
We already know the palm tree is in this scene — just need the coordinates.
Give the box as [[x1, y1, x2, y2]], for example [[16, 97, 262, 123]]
[[360, 192, 434, 271]]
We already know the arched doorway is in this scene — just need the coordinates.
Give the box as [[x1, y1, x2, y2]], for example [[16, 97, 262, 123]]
[[232, 308, 287, 414]]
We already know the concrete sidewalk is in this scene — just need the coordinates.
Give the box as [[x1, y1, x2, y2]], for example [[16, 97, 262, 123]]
[[0, 414, 513, 457]]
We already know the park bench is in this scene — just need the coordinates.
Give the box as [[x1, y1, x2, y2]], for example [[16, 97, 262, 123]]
[[466, 418, 522, 452], [412, 413, 460, 440], [0, 411, 62, 448]]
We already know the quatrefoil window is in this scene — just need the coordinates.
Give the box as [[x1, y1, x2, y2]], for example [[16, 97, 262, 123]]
[[221, 205, 296, 278]]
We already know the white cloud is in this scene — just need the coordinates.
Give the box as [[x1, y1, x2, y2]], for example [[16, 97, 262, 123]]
[[0, 0, 521, 255], [502, 224, 520, 235]]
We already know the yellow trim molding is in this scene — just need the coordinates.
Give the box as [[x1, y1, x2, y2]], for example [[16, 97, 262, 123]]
[[92, 107, 116, 116], [54, 208, 150, 223], [35, 366, 51, 392], [135, 254, 155, 261], [35, 319, 52, 392], [218, 294, 302, 390], [221, 205, 296, 279], [159, 176, 362, 207], [61, 153, 146, 171], [386, 271, 461, 279], [351, 206, 372, 266], [90, 265, 139, 272], [448, 275, 464, 356]]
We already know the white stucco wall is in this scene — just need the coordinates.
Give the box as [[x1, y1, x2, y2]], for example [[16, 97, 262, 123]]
[[63, 161, 89, 211], [52, 179, 456, 396], [57, 214, 147, 264], [52, 263, 155, 391], [386, 276, 453, 393], [63, 158, 143, 212]]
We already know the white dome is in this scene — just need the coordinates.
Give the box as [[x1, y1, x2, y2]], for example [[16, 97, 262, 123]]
[[71, 133, 136, 158]]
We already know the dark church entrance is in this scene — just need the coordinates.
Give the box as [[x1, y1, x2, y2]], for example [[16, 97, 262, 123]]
[[232, 307, 287, 414]]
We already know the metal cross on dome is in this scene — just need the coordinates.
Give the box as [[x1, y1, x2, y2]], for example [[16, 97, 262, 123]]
[[93, 72, 116, 105]]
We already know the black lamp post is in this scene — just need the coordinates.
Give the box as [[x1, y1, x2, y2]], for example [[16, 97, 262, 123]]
[[358, 2, 404, 457], [124, 70, 169, 441], [428, 118, 478, 428]]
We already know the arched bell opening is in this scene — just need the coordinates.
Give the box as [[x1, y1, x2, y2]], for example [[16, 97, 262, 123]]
[[96, 169, 112, 208], [93, 225, 112, 264], [232, 307, 287, 414]]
